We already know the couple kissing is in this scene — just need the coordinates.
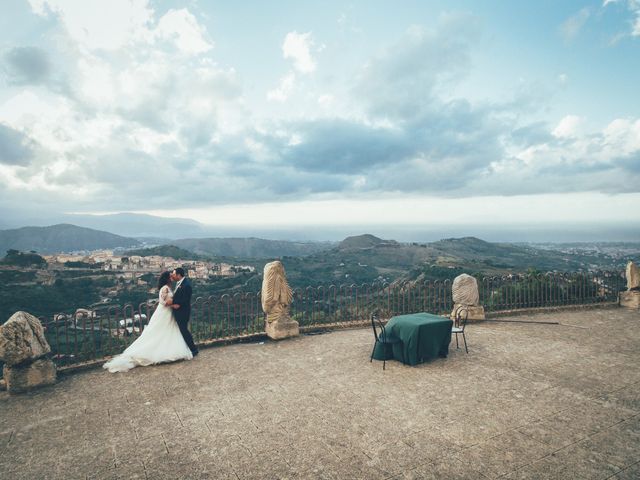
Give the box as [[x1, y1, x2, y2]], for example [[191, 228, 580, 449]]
[[104, 268, 199, 373]]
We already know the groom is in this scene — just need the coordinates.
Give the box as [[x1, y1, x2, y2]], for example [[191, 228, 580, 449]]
[[170, 268, 199, 357]]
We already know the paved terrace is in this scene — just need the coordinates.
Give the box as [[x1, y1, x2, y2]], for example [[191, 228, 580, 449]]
[[1, 307, 639, 480]]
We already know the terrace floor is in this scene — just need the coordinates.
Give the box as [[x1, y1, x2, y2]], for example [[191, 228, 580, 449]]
[[1, 306, 639, 479]]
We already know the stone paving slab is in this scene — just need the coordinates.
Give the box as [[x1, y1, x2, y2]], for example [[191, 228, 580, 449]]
[[0, 306, 639, 479]]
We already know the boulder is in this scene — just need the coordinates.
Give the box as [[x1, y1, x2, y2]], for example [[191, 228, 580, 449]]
[[0, 311, 51, 365], [626, 261, 640, 291], [3, 358, 56, 394], [452, 274, 480, 306]]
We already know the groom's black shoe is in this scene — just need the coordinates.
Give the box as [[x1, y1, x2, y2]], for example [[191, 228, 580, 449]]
[[191, 350, 199, 357]]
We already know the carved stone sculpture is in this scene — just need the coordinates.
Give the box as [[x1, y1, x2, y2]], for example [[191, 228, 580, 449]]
[[620, 261, 640, 308], [452, 274, 480, 306], [0, 311, 56, 394], [261, 261, 299, 339], [450, 273, 485, 322]]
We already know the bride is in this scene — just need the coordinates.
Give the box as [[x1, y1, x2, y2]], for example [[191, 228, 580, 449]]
[[103, 271, 194, 373]]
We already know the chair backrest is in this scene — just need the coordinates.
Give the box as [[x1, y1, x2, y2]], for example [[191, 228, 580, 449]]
[[371, 312, 383, 341], [454, 306, 469, 330]]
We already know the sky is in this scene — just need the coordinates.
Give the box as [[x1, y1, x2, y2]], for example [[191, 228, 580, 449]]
[[0, 0, 639, 239]]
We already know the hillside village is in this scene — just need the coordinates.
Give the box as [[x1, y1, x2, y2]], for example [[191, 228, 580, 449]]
[[44, 250, 254, 281]]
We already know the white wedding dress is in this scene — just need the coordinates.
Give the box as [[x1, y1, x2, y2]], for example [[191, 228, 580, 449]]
[[103, 285, 193, 373]]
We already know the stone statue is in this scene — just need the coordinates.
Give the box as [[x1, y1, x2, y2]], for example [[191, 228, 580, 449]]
[[452, 273, 480, 306], [626, 261, 639, 291], [261, 261, 298, 339], [261, 261, 293, 323], [0, 311, 56, 394], [450, 273, 485, 321]]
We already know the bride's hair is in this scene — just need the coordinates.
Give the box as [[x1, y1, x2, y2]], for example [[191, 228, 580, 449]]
[[157, 271, 171, 290]]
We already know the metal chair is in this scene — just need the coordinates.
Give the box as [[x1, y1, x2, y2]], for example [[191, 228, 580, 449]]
[[370, 312, 401, 370], [452, 306, 469, 353]]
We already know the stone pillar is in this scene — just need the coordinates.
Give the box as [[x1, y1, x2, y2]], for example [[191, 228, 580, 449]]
[[620, 291, 640, 309], [450, 273, 485, 322], [0, 311, 56, 394], [265, 317, 300, 340], [620, 261, 640, 309], [261, 261, 299, 340]]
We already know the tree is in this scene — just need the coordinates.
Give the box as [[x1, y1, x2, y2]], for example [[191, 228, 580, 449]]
[[2, 249, 47, 267]]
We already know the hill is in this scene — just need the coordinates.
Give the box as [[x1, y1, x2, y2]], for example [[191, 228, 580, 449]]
[[428, 237, 578, 271], [173, 237, 334, 259], [338, 234, 399, 250], [0, 224, 140, 254], [62, 213, 206, 239], [279, 235, 599, 286]]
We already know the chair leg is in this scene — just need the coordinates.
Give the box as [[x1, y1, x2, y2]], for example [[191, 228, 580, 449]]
[[455, 333, 459, 349], [370, 341, 376, 362], [462, 332, 468, 353], [383, 358, 386, 370]]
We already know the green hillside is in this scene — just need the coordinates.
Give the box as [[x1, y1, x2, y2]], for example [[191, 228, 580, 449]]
[[173, 237, 333, 259]]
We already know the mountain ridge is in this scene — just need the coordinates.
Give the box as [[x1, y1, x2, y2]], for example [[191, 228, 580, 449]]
[[0, 224, 141, 254]]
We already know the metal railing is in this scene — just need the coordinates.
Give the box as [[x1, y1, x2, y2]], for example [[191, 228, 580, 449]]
[[23, 270, 626, 371]]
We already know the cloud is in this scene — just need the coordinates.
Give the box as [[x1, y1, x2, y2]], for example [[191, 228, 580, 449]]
[[1, 4, 639, 219], [278, 119, 412, 174], [154, 8, 213, 54], [27, 1, 212, 54], [552, 115, 583, 138], [603, 0, 640, 37], [317, 94, 334, 107], [0, 1, 245, 213], [2, 46, 51, 85], [510, 123, 555, 146], [560, 8, 591, 41], [267, 72, 296, 102], [0, 123, 37, 165], [28, 0, 154, 50], [282, 31, 317, 73], [354, 13, 482, 120]]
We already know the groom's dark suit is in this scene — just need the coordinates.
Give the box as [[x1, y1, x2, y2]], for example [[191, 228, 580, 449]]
[[173, 277, 198, 355]]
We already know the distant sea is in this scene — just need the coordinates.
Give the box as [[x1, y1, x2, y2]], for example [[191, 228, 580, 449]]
[[182, 223, 640, 244]]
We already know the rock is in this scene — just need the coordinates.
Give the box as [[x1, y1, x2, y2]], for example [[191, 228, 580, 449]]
[[3, 358, 56, 394], [0, 311, 51, 365], [626, 261, 640, 291], [452, 274, 480, 306]]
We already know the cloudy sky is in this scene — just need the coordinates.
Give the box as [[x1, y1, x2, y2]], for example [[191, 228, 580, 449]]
[[0, 0, 639, 236]]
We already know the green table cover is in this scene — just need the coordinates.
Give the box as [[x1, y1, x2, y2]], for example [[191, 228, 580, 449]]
[[373, 313, 453, 366]]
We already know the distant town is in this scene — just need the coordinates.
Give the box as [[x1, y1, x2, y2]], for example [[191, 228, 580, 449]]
[[44, 250, 254, 280]]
